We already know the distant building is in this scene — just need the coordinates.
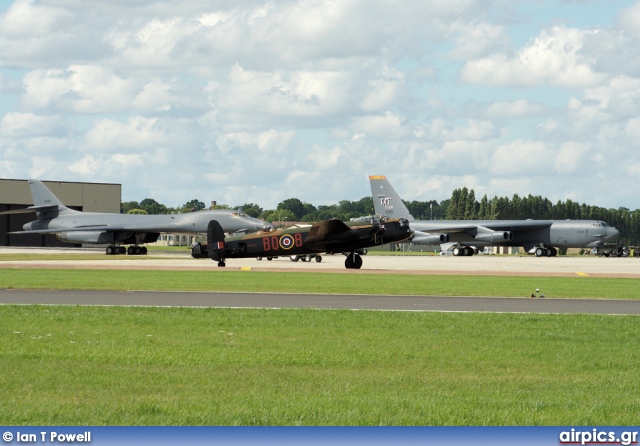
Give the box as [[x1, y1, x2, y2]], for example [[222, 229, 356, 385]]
[[0, 178, 121, 247]]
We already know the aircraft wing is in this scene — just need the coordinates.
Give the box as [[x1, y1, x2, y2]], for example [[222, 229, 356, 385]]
[[0, 205, 59, 216], [414, 220, 553, 234], [9, 225, 127, 235], [305, 219, 352, 243]]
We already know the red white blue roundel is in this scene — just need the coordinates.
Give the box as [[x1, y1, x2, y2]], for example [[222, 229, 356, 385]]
[[279, 234, 295, 250]]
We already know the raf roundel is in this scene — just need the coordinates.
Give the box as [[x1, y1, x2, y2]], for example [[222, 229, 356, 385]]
[[279, 234, 295, 250]]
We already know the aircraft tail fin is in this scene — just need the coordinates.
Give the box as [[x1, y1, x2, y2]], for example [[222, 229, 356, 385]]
[[368, 175, 414, 221], [207, 220, 226, 261], [28, 180, 74, 216]]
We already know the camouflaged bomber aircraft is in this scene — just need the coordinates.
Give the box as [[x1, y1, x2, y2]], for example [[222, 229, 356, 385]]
[[1, 179, 272, 255], [191, 216, 414, 269]]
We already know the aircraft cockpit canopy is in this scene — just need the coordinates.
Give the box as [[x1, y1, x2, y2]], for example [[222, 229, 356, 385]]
[[592, 221, 609, 228]]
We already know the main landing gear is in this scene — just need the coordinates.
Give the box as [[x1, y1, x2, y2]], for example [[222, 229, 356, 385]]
[[344, 252, 363, 269], [534, 247, 557, 257], [452, 246, 476, 256], [105, 245, 147, 255]]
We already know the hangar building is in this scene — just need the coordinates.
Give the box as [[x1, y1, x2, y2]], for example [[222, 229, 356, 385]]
[[0, 179, 121, 248]]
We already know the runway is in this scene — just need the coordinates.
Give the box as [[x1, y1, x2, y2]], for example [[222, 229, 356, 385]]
[[1, 246, 639, 277], [1, 289, 640, 315], [2, 248, 639, 315]]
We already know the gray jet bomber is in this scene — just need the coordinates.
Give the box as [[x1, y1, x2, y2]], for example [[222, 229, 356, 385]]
[[369, 175, 620, 257], [1, 179, 272, 255]]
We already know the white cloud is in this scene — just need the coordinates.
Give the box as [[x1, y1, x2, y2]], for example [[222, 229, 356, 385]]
[[460, 26, 607, 88], [82, 116, 177, 153], [490, 140, 553, 175], [0, 112, 66, 137], [448, 22, 510, 59], [485, 100, 546, 119], [617, 1, 640, 37], [22, 66, 137, 113], [0, 0, 639, 210], [554, 141, 591, 174]]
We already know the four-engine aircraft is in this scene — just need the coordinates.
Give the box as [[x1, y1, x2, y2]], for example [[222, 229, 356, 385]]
[[369, 175, 620, 256], [192, 217, 413, 268], [1, 179, 272, 255]]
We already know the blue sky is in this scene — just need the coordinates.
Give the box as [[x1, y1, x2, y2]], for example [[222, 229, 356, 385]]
[[1, 0, 639, 211]]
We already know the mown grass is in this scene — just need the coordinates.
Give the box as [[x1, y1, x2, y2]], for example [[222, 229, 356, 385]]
[[1, 305, 638, 425], [0, 268, 638, 299]]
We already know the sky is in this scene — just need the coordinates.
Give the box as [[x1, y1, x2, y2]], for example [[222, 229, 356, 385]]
[[1, 0, 639, 211]]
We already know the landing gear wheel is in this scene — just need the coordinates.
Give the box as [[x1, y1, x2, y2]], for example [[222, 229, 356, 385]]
[[535, 247, 544, 257], [315, 255, 322, 262], [546, 248, 553, 257], [453, 247, 461, 256], [217, 260, 226, 267], [345, 254, 363, 269], [106, 246, 114, 255], [290, 255, 300, 262]]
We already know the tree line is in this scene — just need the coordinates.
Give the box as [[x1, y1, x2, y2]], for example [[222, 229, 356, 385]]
[[445, 187, 640, 246], [121, 188, 640, 245]]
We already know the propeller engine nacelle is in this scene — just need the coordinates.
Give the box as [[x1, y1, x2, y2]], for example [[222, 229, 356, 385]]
[[475, 231, 513, 243]]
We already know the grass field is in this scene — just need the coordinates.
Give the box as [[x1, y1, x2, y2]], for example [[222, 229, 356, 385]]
[[1, 305, 639, 425], [0, 267, 639, 299], [1, 262, 639, 426]]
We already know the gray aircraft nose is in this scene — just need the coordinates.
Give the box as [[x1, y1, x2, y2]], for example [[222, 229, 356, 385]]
[[606, 227, 620, 240]]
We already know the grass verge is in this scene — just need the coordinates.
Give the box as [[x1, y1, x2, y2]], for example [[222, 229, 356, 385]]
[[0, 268, 638, 299], [1, 305, 639, 425]]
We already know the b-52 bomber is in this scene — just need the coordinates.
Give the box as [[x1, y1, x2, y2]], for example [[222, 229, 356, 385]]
[[1, 179, 272, 255], [191, 217, 413, 269], [370, 175, 620, 257]]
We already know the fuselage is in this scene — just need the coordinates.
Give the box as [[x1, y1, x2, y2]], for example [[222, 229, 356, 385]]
[[411, 219, 619, 249], [216, 218, 413, 259], [23, 209, 270, 244]]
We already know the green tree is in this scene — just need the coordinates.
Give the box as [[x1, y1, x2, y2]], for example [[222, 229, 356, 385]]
[[463, 189, 478, 220], [478, 195, 489, 220], [181, 199, 205, 212], [447, 189, 462, 219], [121, 201, 140, 214], [236, 203, 263, 218], [277, 198, 305, 220], [266, 209, 296, 226], [140, 198, 168, 214]]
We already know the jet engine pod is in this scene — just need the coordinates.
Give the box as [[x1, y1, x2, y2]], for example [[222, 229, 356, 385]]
[[412, 232, 450, 244], [58, 231, 113, 244], [475, 231, 513, 243]]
